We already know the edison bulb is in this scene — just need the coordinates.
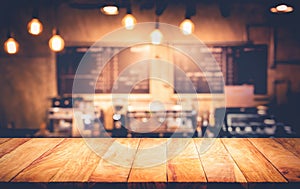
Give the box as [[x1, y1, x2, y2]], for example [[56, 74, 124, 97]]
[[27, 18, 43, 35], [4, 37, 19, 54], [122, 14, 136, 30], [49, 34, 65, 52], [150, 29, 163, 45], [180, 19, 195, 35]]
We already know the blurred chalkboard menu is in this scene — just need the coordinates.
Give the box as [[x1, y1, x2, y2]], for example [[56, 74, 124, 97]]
[[228, 45, 268, 94], [173, 45, 226, 93], [57, 44, 267, 95], [173, 44, 267, 94], [57, 46, 150, 95]]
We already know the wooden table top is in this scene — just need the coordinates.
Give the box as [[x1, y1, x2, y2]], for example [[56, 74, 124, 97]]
[[0, 138, 299, 189]]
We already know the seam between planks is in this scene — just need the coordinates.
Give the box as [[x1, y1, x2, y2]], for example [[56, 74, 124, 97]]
[[274, 138, 300, 158], [83, 144, 108, 182], [165, 139, 168, 183], [47, 138, 92, 182], [126, 138, 142, 182], [193, 139, 209, 183], [0, 138, 31, 159], [220, 138, 249, 188], [0, 138, 12, 145], [247, 138, 290, 183], [87, 138, 119, 182], [9, 138, 66, 182]]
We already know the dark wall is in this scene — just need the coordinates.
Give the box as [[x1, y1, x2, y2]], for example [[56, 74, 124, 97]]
[[0, 0, 300, 128]]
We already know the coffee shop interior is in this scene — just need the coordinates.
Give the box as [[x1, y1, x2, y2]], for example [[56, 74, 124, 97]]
[[0, 0, 300, 138]]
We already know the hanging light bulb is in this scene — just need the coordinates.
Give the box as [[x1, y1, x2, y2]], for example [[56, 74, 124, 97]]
[[122, 14, 136, 30], [151, 17, 163, 45], [49, 29, 65, 52], [122, 5, 136, 30], [27, 17, 43, 35], [151, 29, 163, 45], [180, 3, 196, 35], [180, 18, 194, 35], [4, 35, 19, 54]]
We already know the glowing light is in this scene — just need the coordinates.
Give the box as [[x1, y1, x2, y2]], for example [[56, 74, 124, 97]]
[[27, 18, 43, 35], [270, 4, 293, 13], [49, 33, 65, 52], [150, 29, 163, 45], [4, 37, 19, 54], [277, 4, 288, 11], [122, 14, 136, 30], [113, 114, 121, 121], [180, 19, 195, 35], [101, 5, 119, 15]]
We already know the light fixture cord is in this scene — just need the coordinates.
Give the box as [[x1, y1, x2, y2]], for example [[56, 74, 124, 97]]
[[126, 0, 132, 14], [155, 16, 159, 29]]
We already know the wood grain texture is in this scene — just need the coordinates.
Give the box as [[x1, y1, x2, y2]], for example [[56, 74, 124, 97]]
[[195, 138, 247, 183], [221, 138, 287, 183], [50, 138, 108, 182], [249, 138, 300, 182], [0, 138, 63, 182], [167, 138, 206, 183], [0, 138, 299, 189], [128, 138, 167, 189], [274, 138, 300, 157], [0, 138, 11, 145], [13, 138, 83, 182], [0, 138, 30, 158], [89, 138, 140, 182]]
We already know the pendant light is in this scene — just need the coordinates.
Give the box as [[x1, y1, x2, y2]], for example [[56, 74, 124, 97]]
[[101, 5, 119, 15], [27, 9, 43, 35], [270, 4, 293, 13], [151, 17, 163, 45], [4, 33, 19, 54], [27, 18, 43, 35], [49, 28, 65, 52], [122, 4, 136, 30], [49, 3, 64, 52], [180, 18, 194, 35], [180, 2, 196, 35]]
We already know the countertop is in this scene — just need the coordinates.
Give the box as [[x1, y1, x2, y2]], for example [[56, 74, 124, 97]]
[[0, 138, 299, 189]]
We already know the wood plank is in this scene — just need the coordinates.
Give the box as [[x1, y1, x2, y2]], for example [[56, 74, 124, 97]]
[[195, 138, 247, 184], [274, 138, 300, 157], [12, 138, 84, 182], [128, 138, 167, 189], [50, 138, 114, 182], [0, 138, 63, 182], [89, 138, 140, 182], [249, 138, 300, 182], [167, 138, 206, 184], [221, 138, 287, 183], [167, 138, 200, 160], [0, 138, 11, 145], [0, 138, 30, 158]]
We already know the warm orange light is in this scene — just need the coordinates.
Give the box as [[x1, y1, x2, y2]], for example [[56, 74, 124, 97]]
[[4, 37, 19, 54], [270, 4, 293, 13], [27, 18, 43, 35], [122, 14, 136, 30], [180, 19, 195, 35], [150, 29, 163, 45], [101, 5, 119, 15], [49, 34, 65, 52]]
